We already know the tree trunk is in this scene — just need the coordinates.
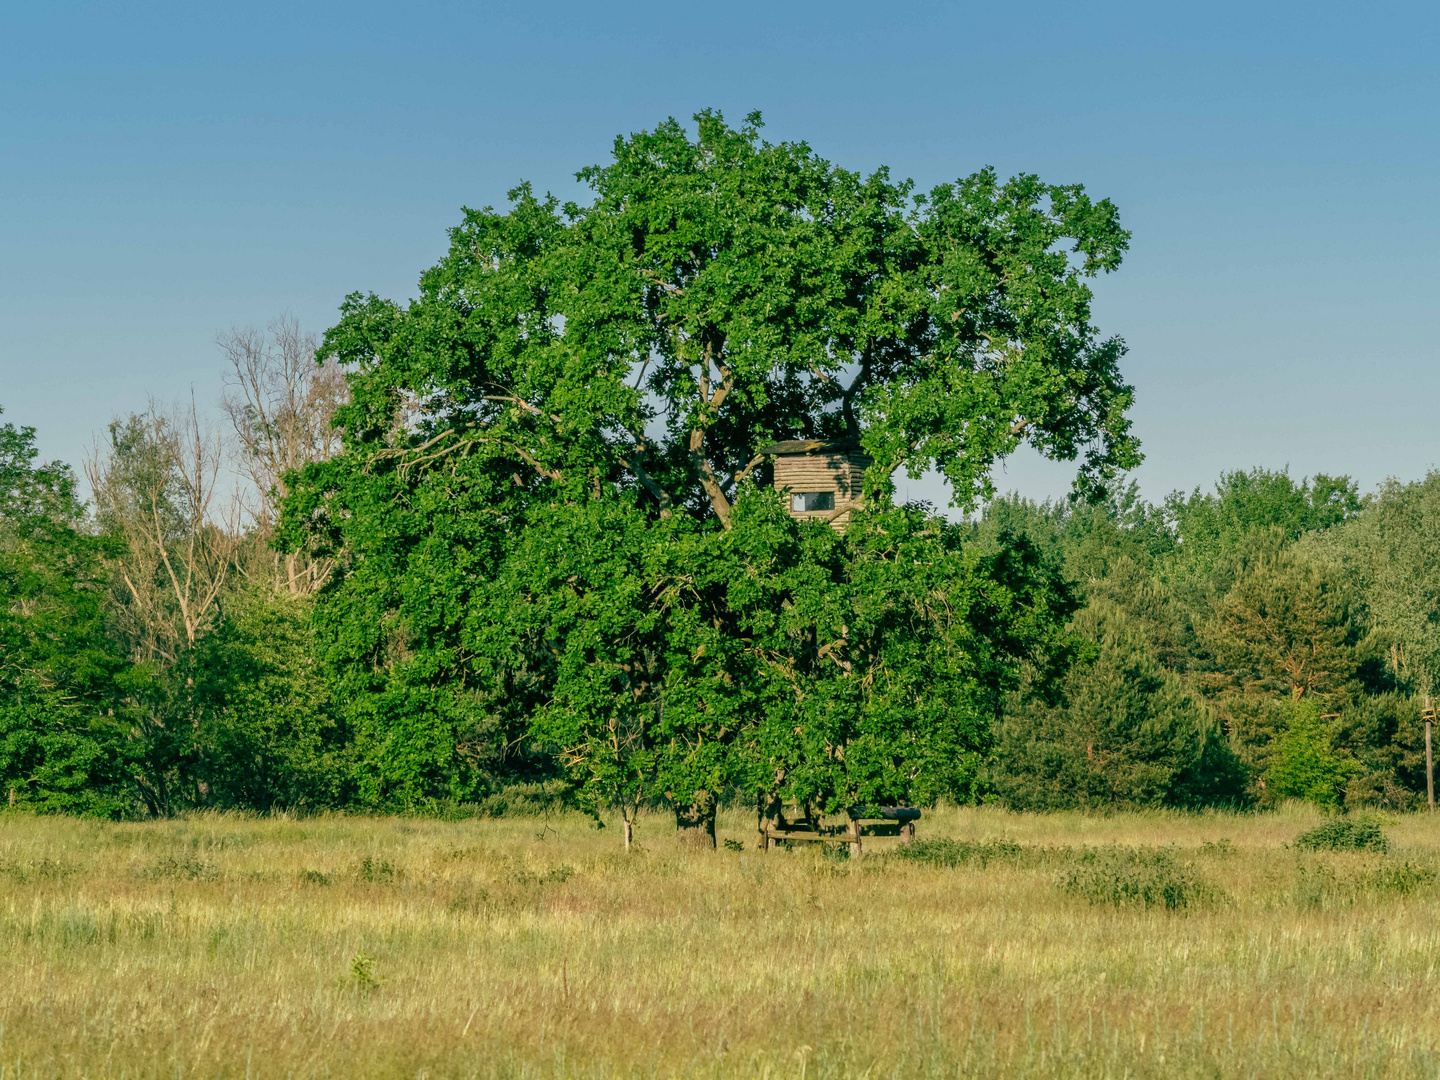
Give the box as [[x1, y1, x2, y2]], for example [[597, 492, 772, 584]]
[[757, 793, 781, 851], [622, 812, 634, 852], [675, 789, 717, 850]]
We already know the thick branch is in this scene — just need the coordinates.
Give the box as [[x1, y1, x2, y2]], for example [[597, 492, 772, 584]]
[[616, 449, 674, 517], [726, 455, 764, 493], [481, 392, 563, 425], [689, 351, 737, 527], [840, 351, 872, 439], [511, 446, 565, 482], [696, 456, 733, 529], [382, 425, 564, 482]]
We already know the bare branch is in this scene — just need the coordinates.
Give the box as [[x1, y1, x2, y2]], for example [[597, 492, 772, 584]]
[[219, 315, 346, 594], [87, 401, 239, 661]]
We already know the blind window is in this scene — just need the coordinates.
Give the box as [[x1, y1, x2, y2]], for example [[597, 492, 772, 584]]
[[791, 491, 835, 512]]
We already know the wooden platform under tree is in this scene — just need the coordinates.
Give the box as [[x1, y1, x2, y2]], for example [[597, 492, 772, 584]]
[[759, 804, 921, 856]]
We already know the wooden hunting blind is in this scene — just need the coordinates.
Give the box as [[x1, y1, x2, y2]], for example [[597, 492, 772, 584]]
[[760, 439, 872, 530]]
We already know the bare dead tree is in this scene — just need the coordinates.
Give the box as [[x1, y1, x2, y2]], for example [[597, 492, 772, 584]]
[[218, 314, 347, 594], [86, 401, 240, 665]]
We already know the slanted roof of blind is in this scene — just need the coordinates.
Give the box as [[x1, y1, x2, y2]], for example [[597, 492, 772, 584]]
[[757, 438, 863, 457]]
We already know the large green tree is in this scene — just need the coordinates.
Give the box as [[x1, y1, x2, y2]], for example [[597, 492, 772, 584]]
[[1164, 468, 1361, 576], [283, 111, 1139, 836]]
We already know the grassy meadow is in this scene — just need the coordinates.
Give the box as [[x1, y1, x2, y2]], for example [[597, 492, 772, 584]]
[[4, 805, 1440, 1078]]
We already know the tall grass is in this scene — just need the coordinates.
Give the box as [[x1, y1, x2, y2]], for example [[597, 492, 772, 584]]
[[2, 804, 1440, 1077]]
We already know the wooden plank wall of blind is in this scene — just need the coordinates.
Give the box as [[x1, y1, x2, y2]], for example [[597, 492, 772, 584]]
[[773, 449, 873, 529]]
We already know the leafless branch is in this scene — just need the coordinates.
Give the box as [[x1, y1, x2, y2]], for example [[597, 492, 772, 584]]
[[86, 401, 240, 662], [219, 315, 346, 594]]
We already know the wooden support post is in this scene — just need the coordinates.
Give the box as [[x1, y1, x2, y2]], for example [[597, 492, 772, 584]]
[[899, 820, 915, 846], [848, 817, 862, 859], [1427, 692, 1434, 812]]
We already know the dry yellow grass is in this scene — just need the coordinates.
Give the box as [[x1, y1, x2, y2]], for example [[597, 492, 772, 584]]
[[4, 804, 1440, 1078]]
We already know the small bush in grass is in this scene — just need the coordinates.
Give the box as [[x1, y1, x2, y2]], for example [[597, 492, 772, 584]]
[[355, 857, 400, 884], [350, 951, 378, 989], [1370, 860, 1435, 894], [896, 838, 1024, 868], [1295, 817, 1388, 853], [1058, 847, 1215, 910], [142, 856, 219, 882], [1291, 858, 1434, 909], [821, 842, 851, 862]]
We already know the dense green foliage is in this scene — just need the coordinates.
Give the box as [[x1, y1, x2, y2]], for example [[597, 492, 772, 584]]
[[5, 113, 1437, 824], [1295, 816, 1389, 853], [5, 444, 1439, 820], [0, 412, 131, 815], [277, 111, 1135, 839], [982, 463, 1440, 813]]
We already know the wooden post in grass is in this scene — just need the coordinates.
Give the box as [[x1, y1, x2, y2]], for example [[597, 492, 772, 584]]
[[1425, 694, 1435, 812]]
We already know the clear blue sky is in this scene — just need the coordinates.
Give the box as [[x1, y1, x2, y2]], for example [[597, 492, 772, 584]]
[[4, 1, 1438, 509]]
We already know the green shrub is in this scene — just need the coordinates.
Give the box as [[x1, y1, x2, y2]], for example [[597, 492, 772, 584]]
[[1291, 857, 1433, 909], [1369, 860, 1435, 895], [141, 855, 219, 882], [895, 837, 1025, 868], [1267, 702, 1355, 810], [1057, 847, 1215, 910], [1295, 817, 1388, 853], [355, 857, 401, 884], [350, 951, 378, 989]]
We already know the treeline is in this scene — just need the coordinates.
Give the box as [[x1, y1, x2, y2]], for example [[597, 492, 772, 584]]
[[7, 373, 1434, 819], [6, 113, 1433, 825], [0, 319, 353, 817], [984, 470, 1439, 811]]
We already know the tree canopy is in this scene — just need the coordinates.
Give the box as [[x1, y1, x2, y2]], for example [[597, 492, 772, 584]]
[[280, 110, 1138, 834], [11, 112, 1431, 826]]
